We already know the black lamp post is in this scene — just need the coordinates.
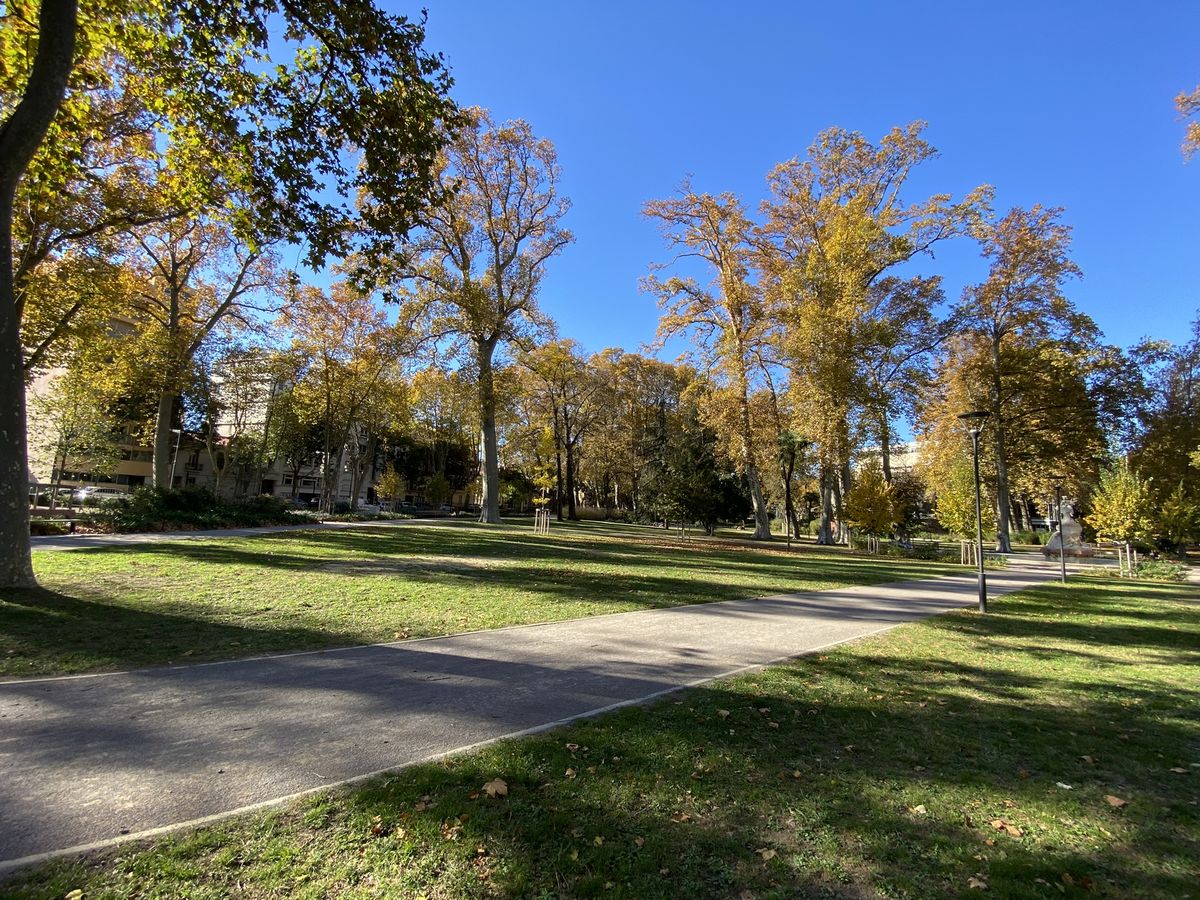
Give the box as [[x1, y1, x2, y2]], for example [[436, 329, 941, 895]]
[[957, 410, 991, 613], [168, 428, 184, 488], [1052, 478, 1068, 584]]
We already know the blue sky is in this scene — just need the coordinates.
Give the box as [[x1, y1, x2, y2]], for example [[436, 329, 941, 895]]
[[400, 1, 1199, 356]]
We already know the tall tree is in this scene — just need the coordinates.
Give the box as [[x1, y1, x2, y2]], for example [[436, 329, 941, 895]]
[[761, 122, 989, 544], [1, 0, 457, 587], [282, 282, 407, 513], [521, 340, 599, 521], [385, 108, 573, 524], [643, 187, 773, 538], [952, 205, 1086, 551], [125, 215, 279, 486], [0, 0, 78, 586]]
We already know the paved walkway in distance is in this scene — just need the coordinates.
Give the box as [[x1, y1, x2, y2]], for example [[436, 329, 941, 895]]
[[0, 557, 1057, 872], [29, 517, 426, 551]]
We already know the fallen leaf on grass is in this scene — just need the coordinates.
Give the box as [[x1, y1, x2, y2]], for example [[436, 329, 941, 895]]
[[967, 875, 988, 890], [565, 768, 577, 779], [64, 892, 83, 900], [1104, 795, 1127, 808], [670, 812, 692, 823], [910, 804, 928, 816], [593, 835, 604, 846], [634, 836, 645, 848], [717, 709, 731, 718], [1169, 767, 1189, 774], [757, 848, 777, 861], [1056, 782, 1073, 790], [482, 778, 508, 799], [988, 818, 1023, 837], [1081, 755, 1095, 764], [370, 815, 387, 836]]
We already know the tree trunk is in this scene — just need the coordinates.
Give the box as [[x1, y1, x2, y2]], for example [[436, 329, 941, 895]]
[[878, 415, 893, 484], [553, 404, 565, 521], [152, 392, 176, 488], [816, 467, 835, 545], [476, 338, 501, 524], [0, 0, 78, 588], [566, 438, 578, 520], [990, 338, 1013, 552]]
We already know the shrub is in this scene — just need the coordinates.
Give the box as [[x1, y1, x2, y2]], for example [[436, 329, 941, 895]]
[[29, 519, 71, 536], [1011, 529, 1043, 546], [92, 487, 300, 533], [1133, 559, 1190, 582]]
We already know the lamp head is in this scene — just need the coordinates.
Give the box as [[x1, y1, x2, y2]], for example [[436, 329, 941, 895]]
[[956, 410, 990, 436]]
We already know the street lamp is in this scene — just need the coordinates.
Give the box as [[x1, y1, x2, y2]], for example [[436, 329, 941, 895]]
[[957, 410, 991, 613], [168, 428, 183, 488], [1051, 477, 1068, 584]]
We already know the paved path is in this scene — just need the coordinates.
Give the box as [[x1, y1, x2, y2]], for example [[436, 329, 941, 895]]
[[0, 558, 1056, 871], [29, 517, 427, 551]]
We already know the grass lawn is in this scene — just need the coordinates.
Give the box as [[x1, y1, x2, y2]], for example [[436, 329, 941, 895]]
[[1, 520, 960, 677], [4, 577, 1197, 898]]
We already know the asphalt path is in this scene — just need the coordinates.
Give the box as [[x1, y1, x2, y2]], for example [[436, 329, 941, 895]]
[[0, 557, 1056, 872], [28, 517, 426, 551]]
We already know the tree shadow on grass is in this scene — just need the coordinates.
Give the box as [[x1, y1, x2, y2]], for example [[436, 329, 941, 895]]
[[0, 587, 363, 678], [12, 651, 1195, 899]]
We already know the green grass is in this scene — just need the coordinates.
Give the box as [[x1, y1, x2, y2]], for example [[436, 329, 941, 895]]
[[5, 577, 1196, 898], [2, 520, 959, 678]]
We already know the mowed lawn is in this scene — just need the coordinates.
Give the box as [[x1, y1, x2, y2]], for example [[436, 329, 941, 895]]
[[2, 521, 959, 677], [5, 578, 1196, 898]]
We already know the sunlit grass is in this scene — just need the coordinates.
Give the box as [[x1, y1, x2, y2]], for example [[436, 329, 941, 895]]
[[3, 520, 958, 677], [8, 578, 1196, 897]]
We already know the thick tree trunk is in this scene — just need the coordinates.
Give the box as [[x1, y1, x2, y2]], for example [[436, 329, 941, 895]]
[[0, 0, 78, 588], [477, 339, 501, 524], [152, 393, 176, 488], [566, 439, 578, 520], [816, 467, 836, 545]]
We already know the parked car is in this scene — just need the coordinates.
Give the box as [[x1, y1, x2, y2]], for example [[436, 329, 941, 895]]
[[72, 486, 132, 505]]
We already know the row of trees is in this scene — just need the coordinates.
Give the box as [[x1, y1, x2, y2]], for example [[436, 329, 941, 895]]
[[5, 0, 1197, 588]]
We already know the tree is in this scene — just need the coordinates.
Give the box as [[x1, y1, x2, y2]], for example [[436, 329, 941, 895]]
[[761, 122, 989, 545], [125, 216, 279, 486], [520, 340, 599, 521], [283, 283, 408, 513], [933, 456, 997, 540], [28, 354, 123, 502], [1086, 461, 1155, 559], [844, 460, 897, 540], [386, 108, 572, 524], [1129, 314, 1200, 506], [953, 205, 1087, 551], [1, 0, 457, 587], [1154, 484, 1200, 552], [643, 187, 773, 539]]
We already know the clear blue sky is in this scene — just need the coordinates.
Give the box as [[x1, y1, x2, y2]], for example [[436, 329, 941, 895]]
[[399, 0, 1199, 355]]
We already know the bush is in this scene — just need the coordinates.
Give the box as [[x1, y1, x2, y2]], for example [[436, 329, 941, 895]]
[[29, 519, 71, 536], [1134, 559, 1190, 582], [90, 487, 300, 533], [1011, 529, 1043, 546]]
